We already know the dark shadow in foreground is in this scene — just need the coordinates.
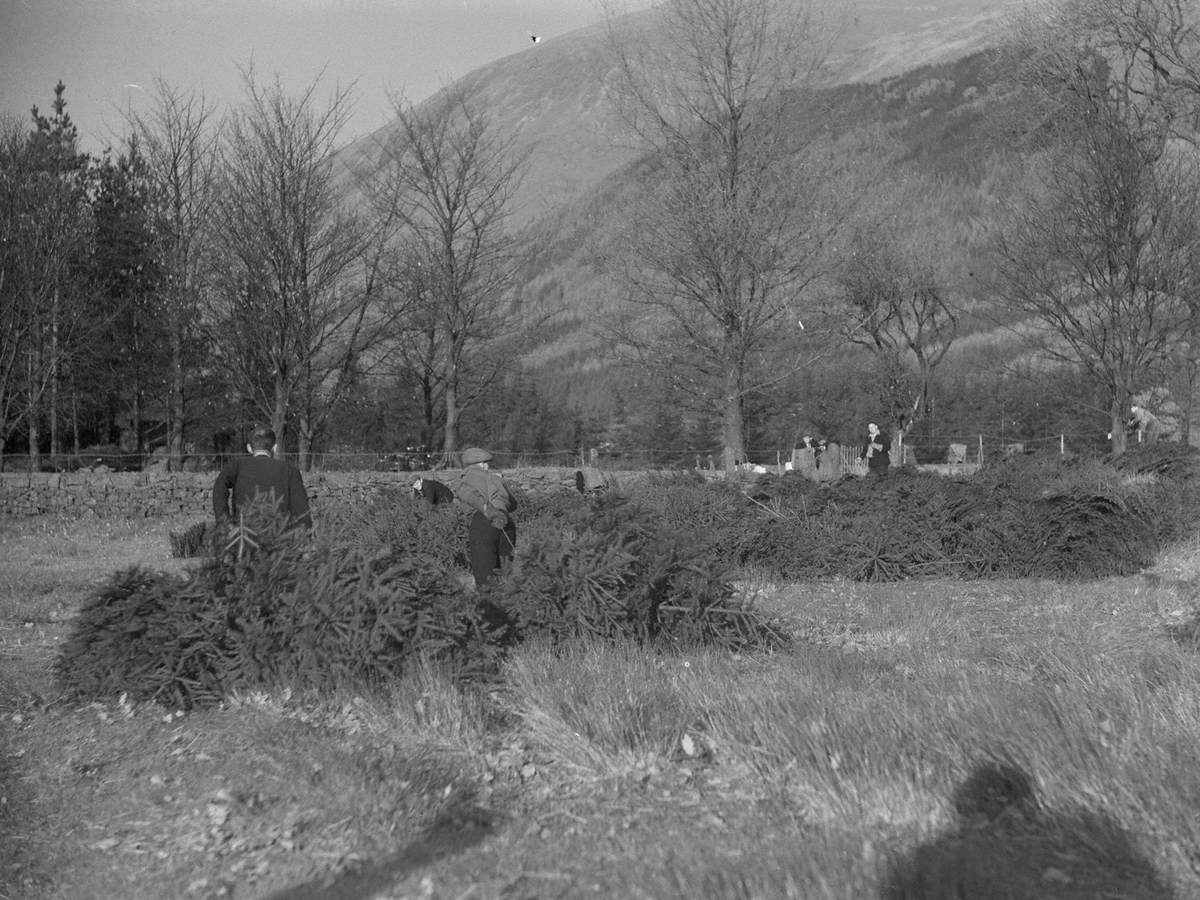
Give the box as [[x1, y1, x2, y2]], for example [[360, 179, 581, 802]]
[[265, 801, 498, 900], [883, 762, 1177, 900]]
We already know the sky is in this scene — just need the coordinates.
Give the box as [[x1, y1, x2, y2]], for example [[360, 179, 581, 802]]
[[0, 0, 654, 154]]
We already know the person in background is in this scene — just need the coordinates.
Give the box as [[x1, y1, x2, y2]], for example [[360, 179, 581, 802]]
[[453, 447, 518, 587], [412, 476, 454, 506], [212, 426, 311, 529], [794, 435, 816, 473], [1127, 405, 1162, 444], [861, 422, 890, 476]]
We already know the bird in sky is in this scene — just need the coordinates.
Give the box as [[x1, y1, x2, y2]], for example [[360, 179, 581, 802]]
[[529, 32, 540, 43]]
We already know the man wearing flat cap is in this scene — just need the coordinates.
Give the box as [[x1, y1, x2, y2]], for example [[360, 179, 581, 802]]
[[212, 426, 311, 529], [453, 447, 518, 586]]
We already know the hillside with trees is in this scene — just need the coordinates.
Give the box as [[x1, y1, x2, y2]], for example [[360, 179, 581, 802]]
[[494, 44, 1044, 463], [2, 0, 1198, 472]]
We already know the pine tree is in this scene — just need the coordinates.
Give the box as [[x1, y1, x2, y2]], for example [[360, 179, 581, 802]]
[[4, 82, 94, 469]]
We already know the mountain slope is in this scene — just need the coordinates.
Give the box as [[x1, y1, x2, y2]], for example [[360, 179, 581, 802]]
[[513, 43, 1030, 359], [825, 0, 1020, 84], [338, 0, 1023, 230], [338, 17, 639, 230]]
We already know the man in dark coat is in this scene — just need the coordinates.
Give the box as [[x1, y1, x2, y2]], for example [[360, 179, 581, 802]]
[[861, 422, 890, 476], [212, 426, 311, 529]]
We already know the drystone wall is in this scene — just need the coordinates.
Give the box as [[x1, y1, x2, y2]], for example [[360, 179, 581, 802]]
[[0, 468, 595, 519]]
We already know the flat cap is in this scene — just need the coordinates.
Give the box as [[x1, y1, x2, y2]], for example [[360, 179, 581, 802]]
[[461, 447, 492, 465]]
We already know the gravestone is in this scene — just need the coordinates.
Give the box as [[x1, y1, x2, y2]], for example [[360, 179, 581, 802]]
[[791, 447, 817, 479], [817, 442, 843, 481]]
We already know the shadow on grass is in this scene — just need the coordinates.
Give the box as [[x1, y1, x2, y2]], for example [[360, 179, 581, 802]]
[[883, 762, 1177, 900], [265, 799, 498, 900], [0, 737, 51, 898]]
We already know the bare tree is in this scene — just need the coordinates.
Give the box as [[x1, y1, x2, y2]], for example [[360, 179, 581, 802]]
[[383, 249, 444, 450], [835, 174, 961, 442], [1057, 0, 1200, 140], [128, 79, 221, 470], [603, 0, 841, 471], [369, 86, 525, 458], [209, 70, 387, 468], [1070, 0, 1200, 441], [993, 15, 1200, 453]]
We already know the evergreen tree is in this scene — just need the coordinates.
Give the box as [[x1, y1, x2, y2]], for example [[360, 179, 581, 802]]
[[2, 83, 95, 468], [90, 140, 167, 457]]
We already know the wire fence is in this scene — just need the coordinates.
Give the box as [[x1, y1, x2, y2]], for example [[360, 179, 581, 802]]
[[0, 427, 1130, 476]]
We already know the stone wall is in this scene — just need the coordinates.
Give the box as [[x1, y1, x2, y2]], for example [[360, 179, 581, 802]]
[[0, 467, 592, 519]]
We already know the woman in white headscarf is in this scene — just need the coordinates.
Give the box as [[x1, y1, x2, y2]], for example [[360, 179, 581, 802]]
[[861, 422, 891, 476]]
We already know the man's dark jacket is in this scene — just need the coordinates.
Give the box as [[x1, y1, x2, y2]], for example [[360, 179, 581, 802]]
[[212, 454, 311, 527]]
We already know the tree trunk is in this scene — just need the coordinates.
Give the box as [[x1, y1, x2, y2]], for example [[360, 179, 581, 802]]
[[168, 323, 184, 471], [49, 287, 60, 459], [916, 354, 933, 423], [27, 348, 41, 473], [890, 421, 906, 467], [298, 413, 312, 473], [721, 364, 745, 473], [71, 387, 80, 456], [297, 361, 314, 471], [1178, 352, 1196, 448], [272, 378, 288, 460], [48, 376, 58, 458], [0, 380, 6, 471], [1110, 401, 1127, 455], [420, 374, 436, 450], [443, 359, 460, 458], [132, 388, 143, 466], [27, 407, 40, 472]]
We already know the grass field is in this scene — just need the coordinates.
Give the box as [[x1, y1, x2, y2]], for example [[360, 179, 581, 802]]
[[3, 514, 1200, 899]]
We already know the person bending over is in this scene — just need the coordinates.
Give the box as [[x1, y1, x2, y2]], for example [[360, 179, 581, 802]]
[[452, 447, 517, 587]]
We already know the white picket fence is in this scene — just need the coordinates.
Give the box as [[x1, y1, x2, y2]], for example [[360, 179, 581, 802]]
[[746, 438, 987, 479]]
